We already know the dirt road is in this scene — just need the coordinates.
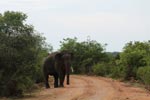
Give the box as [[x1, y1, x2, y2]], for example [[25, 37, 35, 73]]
[[3, 75, 150, 100]]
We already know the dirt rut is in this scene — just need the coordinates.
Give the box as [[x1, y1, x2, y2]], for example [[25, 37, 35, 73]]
[[2, 75, 150, 100]]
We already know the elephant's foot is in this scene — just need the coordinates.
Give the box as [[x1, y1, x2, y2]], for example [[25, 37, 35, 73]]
[[59, 84, 64, 87], [46, 86, 50, 88], [54, 84, 59, 88], [67, 83, 70, 85], [67, 82, 70, 85], [46, 84, 50, 88]]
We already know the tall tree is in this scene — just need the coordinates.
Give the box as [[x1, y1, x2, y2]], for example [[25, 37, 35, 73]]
[[0, 11, 52, 96]]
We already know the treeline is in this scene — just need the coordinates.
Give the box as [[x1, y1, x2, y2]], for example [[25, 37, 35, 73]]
[[60, 38, 150, 89], [0, 11, 150, 97], [0, 11, 52, 96], [60, 37, 108, 74]]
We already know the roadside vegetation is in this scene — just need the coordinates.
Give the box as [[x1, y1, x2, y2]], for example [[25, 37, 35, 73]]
[[0, 11, 52, 97], [0, 11, 150, 97], [60, 38, 150, 89]]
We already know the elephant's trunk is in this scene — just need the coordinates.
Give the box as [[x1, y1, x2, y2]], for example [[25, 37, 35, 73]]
[[65, 63, 70, 85], [66, 73, 70, 85]]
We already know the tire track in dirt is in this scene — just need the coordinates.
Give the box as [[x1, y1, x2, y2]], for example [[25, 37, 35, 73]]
[[19, 75, 116, 100], [20, 75, 89, 100], [2, 75, 150, 100], [71, 76, 96, 100], [96, 77, 150, 100], [70, 75, 116, 100]]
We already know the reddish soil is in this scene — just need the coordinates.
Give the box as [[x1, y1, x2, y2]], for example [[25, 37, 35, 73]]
[[1, 75, 150, 100]]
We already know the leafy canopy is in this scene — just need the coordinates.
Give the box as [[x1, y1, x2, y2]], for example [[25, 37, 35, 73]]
[[0, 11, 52, 96]]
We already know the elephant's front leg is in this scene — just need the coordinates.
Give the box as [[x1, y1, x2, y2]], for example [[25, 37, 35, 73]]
[[45, 74, 50, 88], [62, 72, 66, 85], [53, 74, 59, 88], [59, 72, 65, 87], [67, 74, 70, 85]]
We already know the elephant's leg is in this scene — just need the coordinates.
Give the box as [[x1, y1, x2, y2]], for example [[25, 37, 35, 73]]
[[59, 72, 65, 87], [45, 74, 50, 88], [62, 72, 66, 85], [66, 67, 70, 85], [59, 77, 64, 87], [66, 74, 70, 85], [53, 74, 58, 88]]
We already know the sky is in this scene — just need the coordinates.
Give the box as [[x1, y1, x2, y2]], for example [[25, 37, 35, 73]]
[[0, 0, 150, 52]]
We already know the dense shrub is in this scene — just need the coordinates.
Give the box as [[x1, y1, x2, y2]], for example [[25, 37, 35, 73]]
[[93, 63, 126, 79], [120, 41, 150, 79], [137, 66, 150, 86], [0, 11, 51, 97], [93, 63, 111, 76], [111, 65, 126, 79]]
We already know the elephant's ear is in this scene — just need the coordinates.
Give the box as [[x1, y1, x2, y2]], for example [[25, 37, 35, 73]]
[[55, 53, 62, 61]]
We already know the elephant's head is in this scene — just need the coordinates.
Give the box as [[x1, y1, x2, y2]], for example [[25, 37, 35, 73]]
[[55, 51, 73, 85]]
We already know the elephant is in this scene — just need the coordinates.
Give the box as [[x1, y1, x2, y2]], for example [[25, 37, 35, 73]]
[[43, 51, 73, 88]]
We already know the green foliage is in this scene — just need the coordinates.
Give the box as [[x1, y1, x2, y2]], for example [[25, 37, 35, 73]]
[[60, 37, 108, 74], [0, 11, 52, 97], [1, 11, 150, 97], [93, 63, 111, 76], [92, 62, 126, 79], [110, 65, 126, 79], [120, 41, 150, 79], [137, 66, 150, 86]]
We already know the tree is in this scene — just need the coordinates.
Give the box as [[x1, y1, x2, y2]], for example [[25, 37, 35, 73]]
[[120, 41, 150, 79], [60, 37, 107, 74], [0, 11, 52, 96]]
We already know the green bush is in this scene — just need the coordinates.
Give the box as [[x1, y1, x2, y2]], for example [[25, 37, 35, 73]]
[[137, 66, 150, 86], [93, 63, 111, 76], [120, 41, 150, 79], [0, 11, 51, 97], [111, 65, 126, 79]]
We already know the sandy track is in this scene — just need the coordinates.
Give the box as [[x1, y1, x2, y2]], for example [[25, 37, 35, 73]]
[[2, 75, 150, 100]]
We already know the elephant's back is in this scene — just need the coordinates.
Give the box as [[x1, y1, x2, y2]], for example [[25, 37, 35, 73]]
[[44, 52, 58, 63], [43, 52, 57, 74]]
